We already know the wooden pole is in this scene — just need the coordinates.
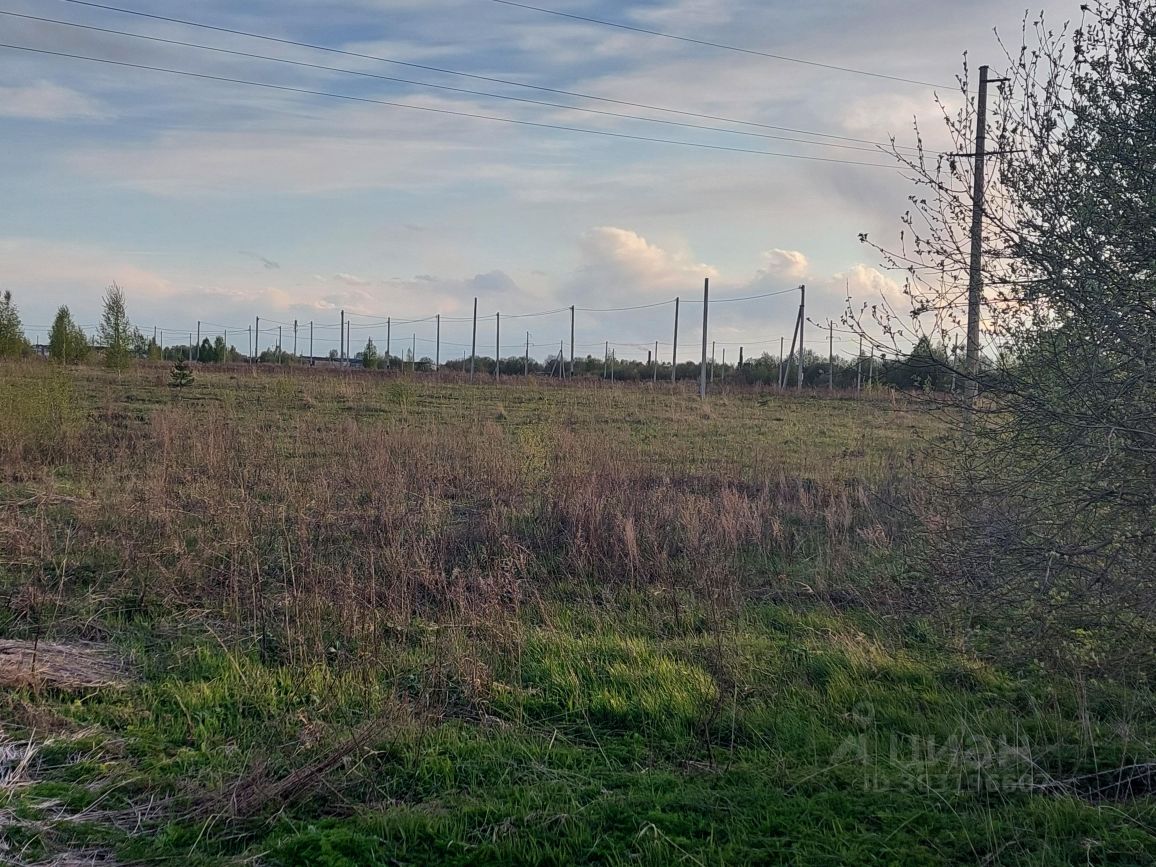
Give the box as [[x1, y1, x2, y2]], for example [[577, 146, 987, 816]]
[[857, 336, 863, 395], [829, 321, 835, 391], [965, 65, 992, 409], [470, 297, 477, 381], [784, 321, 799, 390], [699, 278, 709, 399], [797, 286, 806, 391]]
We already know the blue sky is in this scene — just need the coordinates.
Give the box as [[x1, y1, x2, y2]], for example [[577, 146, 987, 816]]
[[1, 0, 1074, 360]]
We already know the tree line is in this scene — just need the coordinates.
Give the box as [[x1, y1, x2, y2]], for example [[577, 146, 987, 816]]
[[0, 289, 962, 391]]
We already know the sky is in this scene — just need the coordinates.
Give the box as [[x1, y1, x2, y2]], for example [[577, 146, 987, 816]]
[[1, 0, 1077, 361]]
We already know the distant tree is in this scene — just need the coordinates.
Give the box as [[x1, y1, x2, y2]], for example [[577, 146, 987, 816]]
[[212, 335, 228, 362], [362, 338, 380, 370], [48, 306, 89, 364], [0, 290, 28, 358], [131, 328, 151, 359], [98, 283, 133, 370], [198, 338, 217, 363]]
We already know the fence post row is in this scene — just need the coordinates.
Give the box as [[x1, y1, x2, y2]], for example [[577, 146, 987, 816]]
[[140, 279, 866, 389]]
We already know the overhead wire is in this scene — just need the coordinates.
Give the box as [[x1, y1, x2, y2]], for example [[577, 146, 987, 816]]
[[54, 0, 918, 151], [0, 42, 899, 167], [487, 0, 956, 90], [0, 10, 916, 156]]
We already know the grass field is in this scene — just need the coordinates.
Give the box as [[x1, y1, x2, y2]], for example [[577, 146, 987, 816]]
[[1, 362, 1153, 866]]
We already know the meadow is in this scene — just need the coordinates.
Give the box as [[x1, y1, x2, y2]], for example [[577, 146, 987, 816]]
[[1, 362, 1153, 866]]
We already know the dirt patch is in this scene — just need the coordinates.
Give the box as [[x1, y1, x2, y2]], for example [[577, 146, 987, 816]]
[[0, 641, 129, 691]]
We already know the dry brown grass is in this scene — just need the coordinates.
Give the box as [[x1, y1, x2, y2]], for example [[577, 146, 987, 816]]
[[0, 363, 919, 664], [0, 641, 128, 691]]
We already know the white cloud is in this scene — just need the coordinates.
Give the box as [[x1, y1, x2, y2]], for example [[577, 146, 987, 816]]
[[573, 227, 717, 300], [833, 263, 908, 312], [0, 82, 107, 121], [761, 249, 810, 281]]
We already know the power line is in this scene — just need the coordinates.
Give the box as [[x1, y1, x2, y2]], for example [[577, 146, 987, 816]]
[[0, 10, 913, 156], [55, 0, 916, 152], [576, 298, 677, 312], [0, 42, 896, 167], [488, 0, 955, 90]]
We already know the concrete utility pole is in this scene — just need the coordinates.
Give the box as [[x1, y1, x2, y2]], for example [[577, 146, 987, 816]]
[[470, 297, 477, 381], [254, 317, 260, 363], [699, 278, 709, 399], [671, 297, 680, 384], [435, 314, 440, 371], [603, 341, 609, 379], [195, 322, 200, 361], [293, 320, 298, 357], [247, 326, 251, 363], [495, 312, 501, 381], [347, 321, 351, 367], [569, 305, 575, 378], [558, 339, 564, 378], [338, 311, 344, 365], [965, 64, 1004, 409], [411, 333, 416, 372], [653, 340, 659, 384], [524, 332, 530, 378], [386, 317, 391, 370], [310, 321, 314, 364]]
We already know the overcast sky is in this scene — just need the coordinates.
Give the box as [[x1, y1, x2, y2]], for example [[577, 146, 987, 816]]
[[1, 0, 1077, 360]]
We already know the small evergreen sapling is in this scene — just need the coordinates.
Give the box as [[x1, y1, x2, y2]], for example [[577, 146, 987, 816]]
[[169, 358, 195, 395]]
